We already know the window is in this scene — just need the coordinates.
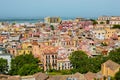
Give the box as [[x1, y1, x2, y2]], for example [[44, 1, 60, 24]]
[[68, 49, 70, 51], [23, 51, 25, 54], [71, 49, 74, 51], [52, 55, 54, 59], [93, 48, 96, 50]]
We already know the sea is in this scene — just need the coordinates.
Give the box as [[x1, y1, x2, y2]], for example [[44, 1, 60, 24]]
[[0, 19, 44, 23], [0, 17, 76, 23], [0, 17, 97, 23]]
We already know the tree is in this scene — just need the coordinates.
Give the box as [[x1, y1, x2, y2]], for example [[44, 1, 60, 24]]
[[9, 53, 41, 76], [69, 50, 89, 73], [101, 42, 108, 46], [18, 64, 41, 76], [106, 20, 110, 24], [112, 25, 120, 29], [50, 25, 54, 30], [88, 55, 108, 73], [90, 19, 98, 25], [108, 48, 120, 64], [68, 48, 120, 74], [93, 21, 98, 25], [114, 71, 120, 80], [100, 22, 104, 24], [1, 22, 4, 25], [69, 50, 108, 74], [12, 22, 16, 25], [0, 58, 8, 74]]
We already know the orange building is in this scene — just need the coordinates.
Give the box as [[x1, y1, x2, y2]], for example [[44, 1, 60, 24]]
[[105, 28, 117, 39]]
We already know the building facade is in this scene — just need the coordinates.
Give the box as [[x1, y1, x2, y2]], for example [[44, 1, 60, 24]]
[[44, 17, 61, 24], [101, 60, 120, 77]]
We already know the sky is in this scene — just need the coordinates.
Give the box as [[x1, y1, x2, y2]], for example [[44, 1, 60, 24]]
[[0, 0, 120, 18]]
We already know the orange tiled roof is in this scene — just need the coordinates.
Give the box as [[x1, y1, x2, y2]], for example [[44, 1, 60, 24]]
[[40, 46, 59, 54], [103, 60, 120, 71], [84, 72, 96, 80], [32, 42, 38, 45]]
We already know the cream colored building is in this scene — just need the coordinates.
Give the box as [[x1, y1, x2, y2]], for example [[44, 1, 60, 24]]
[[98, 16, 120, 25], [57, 58, 72, 70], [91, 26, 106, 40]]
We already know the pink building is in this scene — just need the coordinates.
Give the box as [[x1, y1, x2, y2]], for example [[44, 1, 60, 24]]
[[32, 41, 41, 58], [42, 52, 57, 71], [40, 46, 58, 71]]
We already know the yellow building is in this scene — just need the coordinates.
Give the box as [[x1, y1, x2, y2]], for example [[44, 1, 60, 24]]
[[21, 42, 32, 49], [22, 33, 30, 39], [17, 49, 32, 55], [75, 17, 86, 22], [17, 42, 32, 55], [105, 28, 117, 39], [44, 17, 61, 23], [101, 60, 120, 77]]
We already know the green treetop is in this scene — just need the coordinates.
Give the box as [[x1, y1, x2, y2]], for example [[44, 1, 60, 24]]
[[0, 58, 8, 74], [9, 53, 42, 76]]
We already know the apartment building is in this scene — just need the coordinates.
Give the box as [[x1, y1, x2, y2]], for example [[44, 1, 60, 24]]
[[98, 16, 120, 25]]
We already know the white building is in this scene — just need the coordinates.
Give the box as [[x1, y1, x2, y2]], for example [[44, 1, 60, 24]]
[[90, 28, 106, 40], [98, 16, 120, 25], [0, 48, 12, 71]]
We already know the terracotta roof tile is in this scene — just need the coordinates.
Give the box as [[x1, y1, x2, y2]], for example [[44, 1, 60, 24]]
[[103, 60, 120, 71], [33, 72, 49, 80], [32, 42, 38, 45], [84, 72, 96, 80]]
